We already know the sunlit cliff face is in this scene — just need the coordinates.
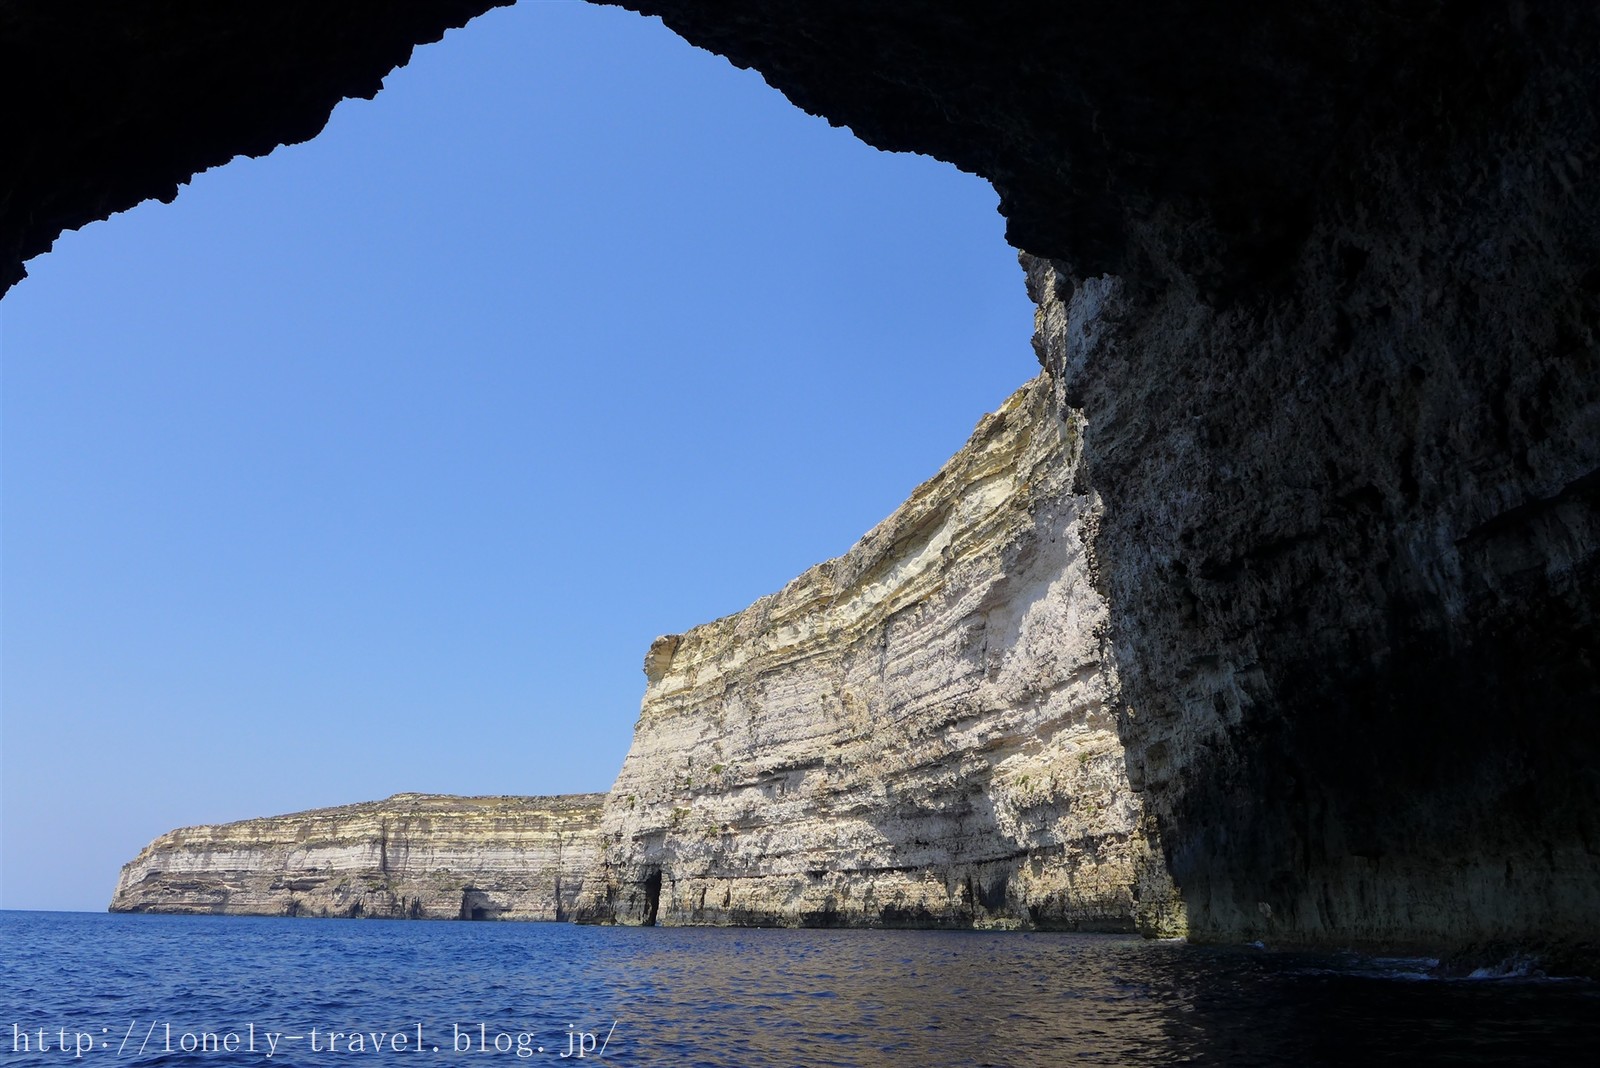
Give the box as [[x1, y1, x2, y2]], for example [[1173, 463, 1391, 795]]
[[13, 1, 1600, 959], [575, 378, 1182, 934], [111, 794, 605, 919], [596, 2, 1600, 957]]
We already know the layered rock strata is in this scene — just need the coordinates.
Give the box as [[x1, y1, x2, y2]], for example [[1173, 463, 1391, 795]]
[[11, 2, 1599, 958], [597, 1, 1600, 961], [110, 793, 604, 920], [575, 376, 1179, 931]]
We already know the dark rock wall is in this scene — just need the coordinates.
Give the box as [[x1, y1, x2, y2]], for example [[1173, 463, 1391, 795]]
[[1030, 209, 1598, 950], [1041, 6, 1600, 950], [5, 0, 1597, 953]]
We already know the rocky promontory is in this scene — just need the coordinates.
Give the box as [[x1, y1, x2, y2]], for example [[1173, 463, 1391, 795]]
[[574, 376, 1178, 932], [110, 793, 604, 920]]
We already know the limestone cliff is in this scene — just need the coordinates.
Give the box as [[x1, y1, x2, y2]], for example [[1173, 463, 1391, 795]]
[[575, 376, 1178, 931], [110, 793, 603, 920], [13, 2, 1600, 960], [591, 0, 1600, 964]]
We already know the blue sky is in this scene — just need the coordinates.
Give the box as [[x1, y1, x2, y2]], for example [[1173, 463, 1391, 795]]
[[0, 2, 1034, 911]]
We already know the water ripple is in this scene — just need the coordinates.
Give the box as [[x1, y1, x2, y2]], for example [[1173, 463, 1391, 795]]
[[2, 913, 1597, 1066]]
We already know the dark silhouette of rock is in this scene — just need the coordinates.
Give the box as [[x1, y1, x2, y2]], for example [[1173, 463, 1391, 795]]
[[0, 0, 510, 294], [11, 0, 1596, 962]]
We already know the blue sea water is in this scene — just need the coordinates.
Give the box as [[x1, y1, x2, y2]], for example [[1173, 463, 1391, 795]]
[[2, 912, 1596, 1066]]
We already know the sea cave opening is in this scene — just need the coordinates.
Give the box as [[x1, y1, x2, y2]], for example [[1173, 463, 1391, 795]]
[[641, 869, 663, 927], [0, 0, 1032, 914]]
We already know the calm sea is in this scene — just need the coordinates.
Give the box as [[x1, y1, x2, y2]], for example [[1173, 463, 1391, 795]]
[[2, 911, 1596, 1066]]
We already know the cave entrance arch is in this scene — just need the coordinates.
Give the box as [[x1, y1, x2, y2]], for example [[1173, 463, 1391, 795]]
[[640, 869, 662, 927]]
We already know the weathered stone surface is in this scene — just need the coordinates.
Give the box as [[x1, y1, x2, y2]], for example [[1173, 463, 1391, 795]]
[[593, 0, 1600, 963], [575, 376, 1180, 932], [10, 1, 1599, 960], [1017, 3, 1600, 950], [110, 793, 604, 920]]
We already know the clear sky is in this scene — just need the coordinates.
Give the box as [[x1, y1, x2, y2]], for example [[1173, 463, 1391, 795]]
[[0, 1, 1035, 911]]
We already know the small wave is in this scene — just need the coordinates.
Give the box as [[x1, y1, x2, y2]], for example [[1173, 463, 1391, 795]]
[[1465, 954, 1544, 980], [1455, 955, 1592, 983]]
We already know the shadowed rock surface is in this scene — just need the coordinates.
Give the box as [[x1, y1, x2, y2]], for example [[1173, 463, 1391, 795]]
[[110, 793, 604, 920], [12, 2, 1598, 959]]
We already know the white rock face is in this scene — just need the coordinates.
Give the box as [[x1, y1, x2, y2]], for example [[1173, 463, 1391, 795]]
[[110, 793, 604, 920], [576, 376, 1180, 930]]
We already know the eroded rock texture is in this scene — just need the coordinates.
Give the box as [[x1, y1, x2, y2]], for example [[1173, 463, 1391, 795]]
[[110, 793, 603, 920], [9, 1, 1598, 956], [608, 0, 1599, 958], [575, 378, 1181, 931], [1030, 235, 1598, 952]]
